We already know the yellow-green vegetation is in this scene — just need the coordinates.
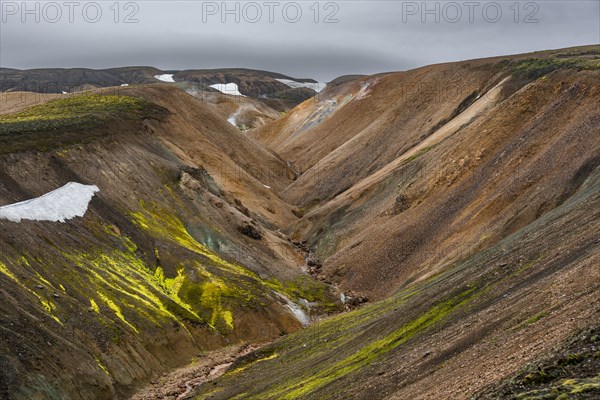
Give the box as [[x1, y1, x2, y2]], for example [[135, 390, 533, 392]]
[[90, 299, 101, 313], [0, 258, 63, 324], [62, 248, 202, 330], [97, 292, 139, 333], [0, 94, 147, 129], [95, 357, 111, 376], [0, 94, 145, 124], [516, 310, 548, 330], [515, 375, 600, 399], [196, 274, 477, 400], [130, 201, 257, 280], [0, 93, 159, 153], [510, 57, 600, 80], [0, 260, 18, 281], [262, 287, 478, 399], [129, 201, 338, 332], [229, 353, 279, 375], [266, 275, 341, 313], [1, 198, 329, 341], [128, 202, 269, 331]]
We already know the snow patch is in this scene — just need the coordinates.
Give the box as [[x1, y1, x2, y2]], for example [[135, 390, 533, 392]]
[[210, 83, 244, 96], [154, 74, 175, 83], [276, 78, 327, 93], [0, 182, 99, 223]]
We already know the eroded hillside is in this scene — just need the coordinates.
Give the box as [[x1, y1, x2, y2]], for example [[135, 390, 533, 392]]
[[1, 45, 599, 400], [195, 45, 599, 398], [0, 87, 340, 399]]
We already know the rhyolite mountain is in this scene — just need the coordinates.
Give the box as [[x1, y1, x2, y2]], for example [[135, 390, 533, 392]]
[[0, 45, 599, 399]]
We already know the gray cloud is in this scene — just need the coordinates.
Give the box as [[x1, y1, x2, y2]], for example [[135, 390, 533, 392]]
[[1, 1, 598, 80]]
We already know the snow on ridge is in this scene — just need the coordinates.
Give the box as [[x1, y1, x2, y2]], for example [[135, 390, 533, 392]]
[[0, 182, 99, 223], [154, 74, 175, 83], [276, 78, 327, 93], [210, 83, 244, 96]]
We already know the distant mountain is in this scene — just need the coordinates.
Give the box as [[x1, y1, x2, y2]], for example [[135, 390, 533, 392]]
[[0, 66, 325, 110], [1, 45, 599, 400]]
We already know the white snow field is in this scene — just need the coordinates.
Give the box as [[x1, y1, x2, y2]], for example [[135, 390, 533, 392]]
[[209, 83, 244, 96], [154, 74, 175, 83], [276, 79, 327, 93], [0, 182, 99, 223]]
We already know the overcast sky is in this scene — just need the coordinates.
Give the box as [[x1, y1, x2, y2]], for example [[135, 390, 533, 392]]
[[1, 1, 598, 80]]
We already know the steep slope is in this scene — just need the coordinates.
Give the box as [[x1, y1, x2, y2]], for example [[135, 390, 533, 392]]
[[183, 89, 282, 131], [179, 46, 600, 399], [0, 88, 341, 399], [190, 115, 600, 399], [251, 46, 600, 301], [301, 68, 600, 300], [477, 325, 600, 399], [1, 46, 599, 400], [252, 46, 599, 207]]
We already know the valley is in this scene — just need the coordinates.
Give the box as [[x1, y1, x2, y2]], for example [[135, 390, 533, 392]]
[[0, 45, 599, 399]]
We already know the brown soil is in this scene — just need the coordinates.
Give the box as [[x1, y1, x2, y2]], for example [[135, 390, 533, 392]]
[[1, 45, 599, 400]]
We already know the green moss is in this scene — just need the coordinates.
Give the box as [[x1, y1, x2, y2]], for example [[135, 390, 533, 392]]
[[557, 353, 584, 366], [522, 370, 554, 386], [0, 93, 160, 153], [0, 261, 18, 281], [95, 357, 110, 376], [406, 145, 436, 163], [266, 276, 342, 313], [90, 299, 101, 313], [229, 353, 279, 374], [515, 375, 600, 399], [130, 202, 257, 279], [199, 274, 238, 331], [261, 287, 478, 399], [0, 94, 147, 131], [510, 58, 590, 80], [63, 249, 201, 329], [129, 201, 340, 331], [516, 310, 548, 330], [0, 260, 63, 324], [98, 292, 138, 333]]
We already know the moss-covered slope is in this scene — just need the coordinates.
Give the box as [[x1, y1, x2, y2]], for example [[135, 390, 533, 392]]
[[0, 88, 340, 399]]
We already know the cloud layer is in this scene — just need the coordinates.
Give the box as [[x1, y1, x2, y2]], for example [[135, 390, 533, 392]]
[[1, 1, 598, 80]]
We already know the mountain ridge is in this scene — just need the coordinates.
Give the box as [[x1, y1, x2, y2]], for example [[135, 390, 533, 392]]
[[1, 44, 599, 399]]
